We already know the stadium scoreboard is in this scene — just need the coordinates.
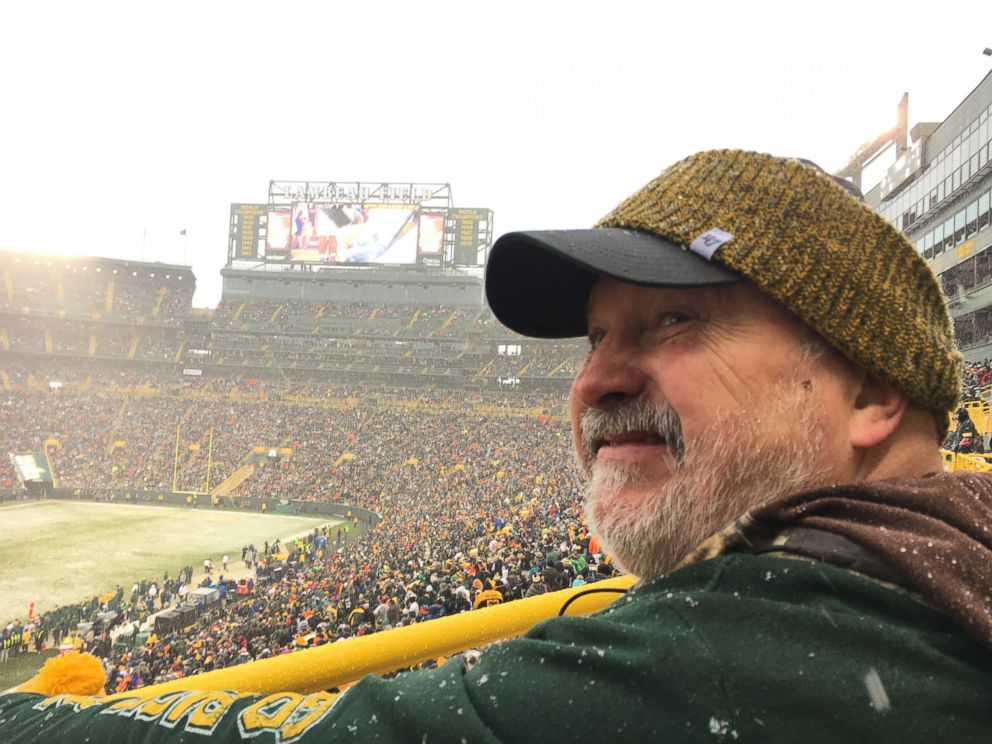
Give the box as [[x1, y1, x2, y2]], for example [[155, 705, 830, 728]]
[[450, 208, 492, 266], [230, 204, 266, 260], [228, 180, 493, 269]]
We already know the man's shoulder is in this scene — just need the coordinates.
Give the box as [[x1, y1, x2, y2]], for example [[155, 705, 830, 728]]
[[549, 552, 990, 675], [468, 553, 991, 741], [601, 554, 968, 641]]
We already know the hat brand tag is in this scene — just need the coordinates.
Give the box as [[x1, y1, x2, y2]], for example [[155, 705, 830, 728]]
[[689, 228, 735, 260]]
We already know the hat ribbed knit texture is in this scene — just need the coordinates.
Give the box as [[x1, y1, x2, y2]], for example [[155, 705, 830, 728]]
[[595, 149, 962, 426]]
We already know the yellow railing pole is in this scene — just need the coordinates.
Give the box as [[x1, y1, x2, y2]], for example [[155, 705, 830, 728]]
[[104, 576, 636, 700]]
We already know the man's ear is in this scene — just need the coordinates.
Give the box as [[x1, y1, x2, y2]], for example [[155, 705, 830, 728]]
[[849, 372, 908, 449]]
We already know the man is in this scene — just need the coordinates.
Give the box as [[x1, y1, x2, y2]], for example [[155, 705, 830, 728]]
[[2, 150, 990, 741], [951, 406, 983, 454], [372, 597, 390, 628]]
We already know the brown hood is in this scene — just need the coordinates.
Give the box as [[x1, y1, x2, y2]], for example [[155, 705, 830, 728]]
[[684, 471, 992, 651]]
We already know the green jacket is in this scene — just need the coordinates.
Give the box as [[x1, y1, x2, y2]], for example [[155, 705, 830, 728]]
[[0, 553, 988, 742]]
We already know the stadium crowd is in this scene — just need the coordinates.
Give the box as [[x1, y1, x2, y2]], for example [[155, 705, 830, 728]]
[[0, 371, 568, 495], [1, 382, 608, 694], [961, 358, 992, 401]]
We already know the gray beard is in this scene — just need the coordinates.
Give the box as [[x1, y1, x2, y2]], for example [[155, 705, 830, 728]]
[[582, 387, 826, 580]]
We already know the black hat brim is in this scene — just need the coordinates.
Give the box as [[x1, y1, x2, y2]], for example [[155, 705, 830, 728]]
[[485, 228, 742, 338]]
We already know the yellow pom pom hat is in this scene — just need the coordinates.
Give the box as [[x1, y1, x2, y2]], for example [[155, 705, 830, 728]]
[[16, 651, 106, 697], [485, 149, 961, 429]]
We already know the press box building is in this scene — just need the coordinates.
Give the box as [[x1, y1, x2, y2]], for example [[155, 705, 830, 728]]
[[860, 70, 992, 360]]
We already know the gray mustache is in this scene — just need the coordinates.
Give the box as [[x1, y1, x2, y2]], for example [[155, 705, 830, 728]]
[[580, 397, 685, 464]]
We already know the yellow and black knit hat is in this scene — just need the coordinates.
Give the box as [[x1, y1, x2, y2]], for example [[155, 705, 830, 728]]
[[485, 149, 962, 424]]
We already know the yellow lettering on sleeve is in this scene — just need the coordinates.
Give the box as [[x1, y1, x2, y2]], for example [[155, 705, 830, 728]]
[[161, 691, 213, 726], [30, 694, 102, 713], [133, 692, 197, 722], [279, 692, 340, 742], [238, 693, 303, 735], [185, 691, 242, 735]]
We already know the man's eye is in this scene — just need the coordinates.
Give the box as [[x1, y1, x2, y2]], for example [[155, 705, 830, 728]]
[[658, 312, 690, 327], [587, 330, 605, 350]]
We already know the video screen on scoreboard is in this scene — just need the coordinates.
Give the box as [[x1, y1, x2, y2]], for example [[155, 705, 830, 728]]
[[264, 202, 424, 264], [265, 209, 292, 257], [417, 212, 445, 256]]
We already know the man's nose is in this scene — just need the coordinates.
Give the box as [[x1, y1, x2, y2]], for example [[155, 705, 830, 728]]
[[571, 339, 646, 409]]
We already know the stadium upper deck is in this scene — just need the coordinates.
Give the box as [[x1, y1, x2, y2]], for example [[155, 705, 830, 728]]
[[0, 252, 584, 391], [1, 250, 194, 324]]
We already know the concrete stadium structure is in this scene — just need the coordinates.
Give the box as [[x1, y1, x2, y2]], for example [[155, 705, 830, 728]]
[[859, 70, 992, 360]]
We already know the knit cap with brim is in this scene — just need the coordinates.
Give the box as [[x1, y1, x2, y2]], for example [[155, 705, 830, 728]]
[[485, 149, 962, 430]]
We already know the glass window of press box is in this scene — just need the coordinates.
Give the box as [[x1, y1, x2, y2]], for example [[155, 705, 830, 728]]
[[880, 102, 992, 238], [916, 184, 992, 259], [939, 241, 992, 301]]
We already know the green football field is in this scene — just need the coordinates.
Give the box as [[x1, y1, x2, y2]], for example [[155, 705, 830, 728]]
[[0, 500, 338, 623]]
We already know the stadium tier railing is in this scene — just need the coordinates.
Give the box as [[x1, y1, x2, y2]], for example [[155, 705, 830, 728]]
[[941, 450, 992, 473]]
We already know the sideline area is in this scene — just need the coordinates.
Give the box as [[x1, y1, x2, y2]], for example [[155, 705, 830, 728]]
[[0, 649, 56, 692]]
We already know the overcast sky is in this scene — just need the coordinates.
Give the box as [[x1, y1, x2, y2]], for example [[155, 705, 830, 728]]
[[1, 0, 990, 307]]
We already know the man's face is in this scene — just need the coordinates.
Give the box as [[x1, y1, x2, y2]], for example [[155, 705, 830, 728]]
[[569, 278, 857, 579]]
